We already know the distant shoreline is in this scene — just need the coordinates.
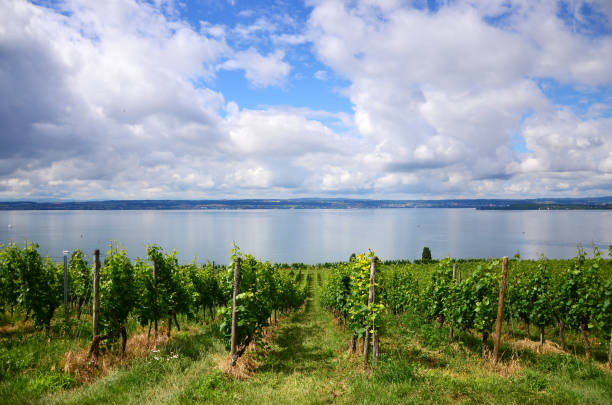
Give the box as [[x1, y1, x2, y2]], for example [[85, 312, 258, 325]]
[[0, 197, 611, 211]]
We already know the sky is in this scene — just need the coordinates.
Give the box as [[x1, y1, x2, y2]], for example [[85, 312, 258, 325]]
[[1, 0, 611, 200]]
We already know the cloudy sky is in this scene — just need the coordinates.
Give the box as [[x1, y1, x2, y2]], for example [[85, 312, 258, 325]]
[[1, 0, 611, 200]]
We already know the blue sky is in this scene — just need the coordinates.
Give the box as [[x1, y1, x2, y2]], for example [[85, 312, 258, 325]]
[[179, 0, 354, 114], [1, 0, 612, 199]]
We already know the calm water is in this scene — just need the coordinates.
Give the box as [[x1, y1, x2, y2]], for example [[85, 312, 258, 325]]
[[0, 209, 610, 264]]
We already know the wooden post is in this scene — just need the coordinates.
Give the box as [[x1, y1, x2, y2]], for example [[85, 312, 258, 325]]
[[579, 321, 591, 359], [608, 329, 612, 368], [493, 256, 509, 363], [91, 249, 101, 360], [63, 250, 69, 323], [558, 320, 565, 350], [364, 257, 377, 366], [153, 259, 158, 339], [449, 262, 456, 343], [230, 257, 241, 366], [363, 328, 370, 363], [212, 261, 216, 320], [373, 334, 379, 366], [371, 257, 379, 367]]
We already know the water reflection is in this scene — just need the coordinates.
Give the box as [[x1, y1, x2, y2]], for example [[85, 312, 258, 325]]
[[0, 209, 610, 264]]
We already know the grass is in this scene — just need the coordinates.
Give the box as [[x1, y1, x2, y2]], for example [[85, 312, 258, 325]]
[[342, 311, 612, 405], [176, 270, 355, 405], [47, 325, 226, 405], [1, 266, 611, 404], [0, 315, 92, 404]]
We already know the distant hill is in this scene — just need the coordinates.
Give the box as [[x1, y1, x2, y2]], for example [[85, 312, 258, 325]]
[[0, 197, 611, 210]]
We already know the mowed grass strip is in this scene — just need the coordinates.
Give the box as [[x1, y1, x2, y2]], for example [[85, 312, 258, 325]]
[[177, 268, 356, 404]]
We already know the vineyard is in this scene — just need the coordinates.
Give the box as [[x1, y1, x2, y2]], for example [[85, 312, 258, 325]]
[[0, 242, 611, 404], [322, 248, 612, 364]]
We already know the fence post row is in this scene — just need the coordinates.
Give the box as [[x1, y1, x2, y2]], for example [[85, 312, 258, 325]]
[[230, 257, 241, 366], [493, 256, 509, 363]]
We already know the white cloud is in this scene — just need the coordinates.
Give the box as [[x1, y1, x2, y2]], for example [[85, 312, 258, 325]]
[[0, 0, 295, 198], [314, 70, 327, 80], [0, 0, 611, 199], [225, 107, 344, 156], [517, 108, 612, 175], [233, 17, 277, 38], [220, 48, 290, 88], [272, 33, 309, 45], [304, 0, 612, 196]]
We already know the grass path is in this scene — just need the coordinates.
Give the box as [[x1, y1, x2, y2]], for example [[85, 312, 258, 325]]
[[178, 270, 355, 404]]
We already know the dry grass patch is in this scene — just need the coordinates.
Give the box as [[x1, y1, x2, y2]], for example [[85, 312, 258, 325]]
[[61, 328, 173, 383], [0, 320, 34, 335], [511, 337, 565, 354], [215, 351, 260, 380], [480, 351, 525, 377]]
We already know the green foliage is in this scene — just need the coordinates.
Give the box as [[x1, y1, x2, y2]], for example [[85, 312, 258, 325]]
[[507, 262, 536, 329], [188, 262, 221, 314], [141, 245, 194, 328], [529, 259, 553, 329], [444, 273, 477, 331], [321, 251, 384, 339], [555, 247, 604, 335], [423, 257, 453, 323], [379, 248, 612, 359], [422, 247, 432, 261], [218, 247, 306, 351], [0, 242, 22, 315], [471, 260, 499, 338], [442, 260, 499, 341], [592, 276, 611, 341], [69, 249, 90, 302], [133, 258, 156, 327], [99, 245, 135, 333], [21, 244, 63, 330], [219, 290, 268, 349], [319, 263, 351, 320], [380, 264, 420, 314]]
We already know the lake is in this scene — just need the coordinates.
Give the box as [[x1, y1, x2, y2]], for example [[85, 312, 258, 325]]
[[0, 209, 610, 264]]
